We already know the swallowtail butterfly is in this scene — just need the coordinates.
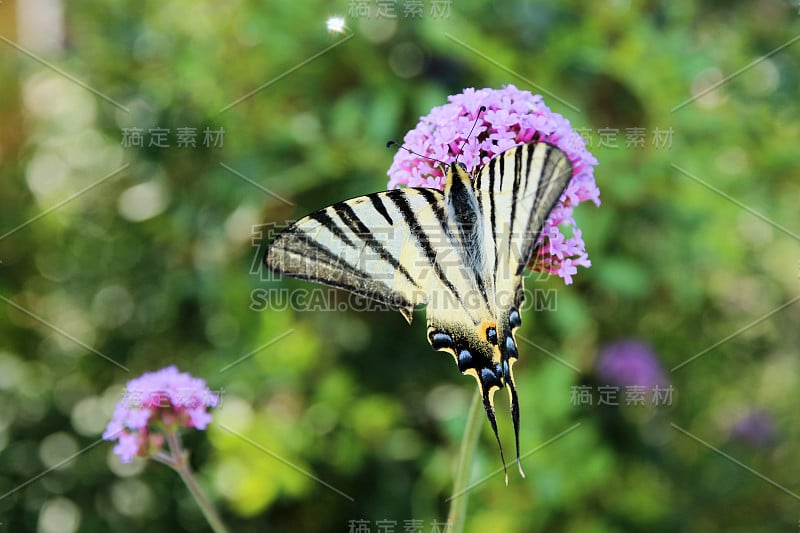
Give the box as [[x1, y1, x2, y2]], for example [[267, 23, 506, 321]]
[[265, 137, 572, 482]]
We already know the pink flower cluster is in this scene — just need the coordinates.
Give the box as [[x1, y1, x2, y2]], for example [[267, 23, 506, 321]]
[[103, 366, 219, 462], [387, 85, 600, 284]]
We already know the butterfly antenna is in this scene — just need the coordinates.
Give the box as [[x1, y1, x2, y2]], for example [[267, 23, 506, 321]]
[[386, 140, 447, 167], [454, 105, 486, 164]]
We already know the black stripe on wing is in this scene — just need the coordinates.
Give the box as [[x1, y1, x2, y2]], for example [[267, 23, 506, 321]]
[[517, 145, 571, 274], [265, 229, 414, 311], [368, 192, 394, 226], [524, 140, 535, 195], [488, 159, 499, 289], [507, 145, 523, 262], [330, 201, 421, 289], [308, 210, 357, 248], [385, 189, 476, 322], [416, 188, 460, 257], [267, 229, 364, 279]]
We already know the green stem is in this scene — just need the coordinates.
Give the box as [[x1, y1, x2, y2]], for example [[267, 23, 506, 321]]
[[446, 393, 483, 533], [165, 431, 231, 533]]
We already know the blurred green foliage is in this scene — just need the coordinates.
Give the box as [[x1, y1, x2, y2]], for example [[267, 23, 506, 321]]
[[1, 1, 799, 532]]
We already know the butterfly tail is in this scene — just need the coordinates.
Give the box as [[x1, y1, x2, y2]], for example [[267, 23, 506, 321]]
[[506, 374, 525, 478], [481, 387, 509, 485]]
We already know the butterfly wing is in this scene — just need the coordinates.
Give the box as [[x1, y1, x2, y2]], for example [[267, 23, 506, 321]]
[[265, 188, 465, 323], [476, 142, 573, 285], [473, 141, 574, 474]]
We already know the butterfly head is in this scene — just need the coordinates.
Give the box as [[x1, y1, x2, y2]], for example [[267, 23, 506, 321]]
[[443, 161, 475, 203]]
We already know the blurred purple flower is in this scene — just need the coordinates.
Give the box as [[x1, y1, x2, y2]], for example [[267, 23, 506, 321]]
[[387, 85, 600, 284], [595, 339, 668, 391], [730, 410, 775, 448], [103, 366, 219, 462]]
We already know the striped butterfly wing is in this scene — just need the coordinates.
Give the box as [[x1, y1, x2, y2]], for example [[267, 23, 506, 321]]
[[476, 142, 573, 287], [265, 188, 466, 323], [475, 142, 573, 348], [473, 142, 573, 474]]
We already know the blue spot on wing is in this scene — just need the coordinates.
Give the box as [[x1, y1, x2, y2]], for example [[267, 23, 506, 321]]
[[430, 332, 454, 350], [505, 336, 519, 359], [480, 367, 502, 388], [458, 349, 473, 372]]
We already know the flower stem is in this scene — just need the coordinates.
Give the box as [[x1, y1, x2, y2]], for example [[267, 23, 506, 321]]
[[446, 393, 483, 533], [165, 431, 230, 533]]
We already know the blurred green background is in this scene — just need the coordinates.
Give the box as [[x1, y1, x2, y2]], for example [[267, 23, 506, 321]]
[[1, 1, 799, 532]]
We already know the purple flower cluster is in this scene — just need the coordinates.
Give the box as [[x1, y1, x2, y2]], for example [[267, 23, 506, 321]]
[[730, 410, 775, 448], [387, 85, 600, 284], [103, 366, 219, 462], [595, 339, 668, 391]]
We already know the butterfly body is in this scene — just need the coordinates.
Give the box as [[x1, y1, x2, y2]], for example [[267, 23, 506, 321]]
[[265, 141, 573, 481]]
